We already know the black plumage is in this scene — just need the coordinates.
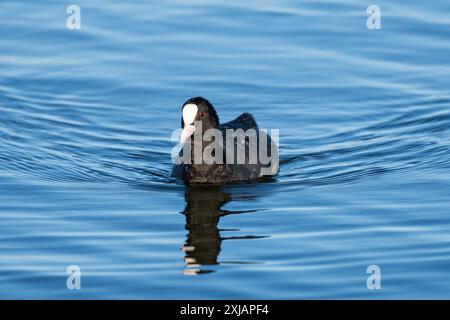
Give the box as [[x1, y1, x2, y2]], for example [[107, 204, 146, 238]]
[[172, 97, 278, 184]]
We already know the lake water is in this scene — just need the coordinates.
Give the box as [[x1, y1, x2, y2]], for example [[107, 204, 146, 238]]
[[1, 0, 450, 299]]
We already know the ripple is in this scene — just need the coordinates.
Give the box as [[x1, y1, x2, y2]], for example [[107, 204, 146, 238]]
[[1, 0, 450, 299]]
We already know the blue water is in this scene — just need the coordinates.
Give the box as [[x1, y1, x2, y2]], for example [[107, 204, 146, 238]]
[[1, 0, 450, 299]]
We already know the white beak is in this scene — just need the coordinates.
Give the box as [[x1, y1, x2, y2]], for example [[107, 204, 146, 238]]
[[180, 103, 198, 144], [180, 124, 195, 144]]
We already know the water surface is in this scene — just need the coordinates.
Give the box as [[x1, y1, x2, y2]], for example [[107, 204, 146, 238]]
[[1, 0, 450, 299]]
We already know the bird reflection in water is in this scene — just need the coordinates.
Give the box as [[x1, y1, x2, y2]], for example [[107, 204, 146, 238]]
[[181, 185, 265, 275]]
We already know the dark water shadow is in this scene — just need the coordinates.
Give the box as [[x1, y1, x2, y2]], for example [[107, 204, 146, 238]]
[[181, 185, 267, 275]]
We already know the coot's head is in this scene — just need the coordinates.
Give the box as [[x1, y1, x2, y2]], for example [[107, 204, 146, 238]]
[[180, 97, 219, 144]]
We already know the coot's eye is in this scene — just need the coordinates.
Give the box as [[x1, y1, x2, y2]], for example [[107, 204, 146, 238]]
[[199, 112, 206, 118]]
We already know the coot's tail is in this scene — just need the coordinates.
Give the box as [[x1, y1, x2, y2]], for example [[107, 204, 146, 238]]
[[220, 112, 258, 131]]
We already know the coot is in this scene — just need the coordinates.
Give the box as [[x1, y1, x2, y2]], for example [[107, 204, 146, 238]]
[[171, 97, 279, 184]]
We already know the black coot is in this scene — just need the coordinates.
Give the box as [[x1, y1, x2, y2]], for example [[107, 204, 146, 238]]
[[171, 97, 279, 184]]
